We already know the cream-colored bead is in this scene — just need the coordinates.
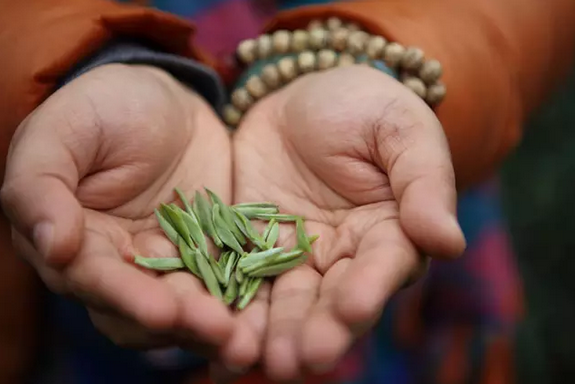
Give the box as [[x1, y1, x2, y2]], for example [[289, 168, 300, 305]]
[[317, 49, 337, 70], [338, 52, 356, 67], [237, 39, 257, 64], [403, 77, 427, 99], [257, 34, 273, 59], [345, 22, 361, 32], [307, 19, 324, 31], [272, 30, 291, 54], [291, 29, 309, 52], [330, 28, 349, 51], [277, 57, 299, 82], [402, 47, 425, 71], [298, 51, 317, 73], [326, 17, 343, 31], [383, 42, 406, 67], [347, 31, 369, 55], [231, 88, 253, 112], [419, 59, 443, 84], [309, 28, 329, 50], [223, 105, 242, 126], [261, 64, 282, 89], [245, 75, 268, 99], [366, 36, 387, 59], [425, 82, 446, 104]]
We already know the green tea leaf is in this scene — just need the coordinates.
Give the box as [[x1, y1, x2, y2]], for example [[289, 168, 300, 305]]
[[235, 267, 245, 284], [154, 209, 179, 245], [181, 210, 208, 256], [233, 206, 279, 219], [224, 276, 238, 305], [134, 255, 184, 271], [208, 255, 226, 285], [174, 187, 194, 215], [296, 218, 312, 253], [246, 253, 308, 277], [212, 204, 245, 254], [205, 188, 246, 245], [162, 204, 192, 245], [218, 251, 230, 268], [233, 202, 279, 210], [239, 276, 250, 297], [238, 247, 284, 270], [193, 192, 223, 248], [233, 209, 267, 249], [265, 221, 280, 249], [308, 234, 320, 244], [178, 237, 201, 278], [253, 213, 302, 222], [237, 277, 263, 310], [223, 251, 238, 286], [262, 219, 276, 241], [195, 248, 223, 299]]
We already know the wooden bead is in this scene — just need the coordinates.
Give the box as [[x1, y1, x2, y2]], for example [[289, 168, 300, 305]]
[[237, 39, 257, 64], [426, 82, 446, 104], [261, 64, 282, 89], [277, 57, 299, 81], [345, 22, 361, 32], [223, 105, 242, 126], [347, 31, 369, 55], [245, 75, 268, 99], [307, 19, 324, 31], [383, 42, 406, 67], [298, 51, 317, 73], [257, 34, 273, 59], [272, 30, 291, 54], [326, 17, 343, 31], [317, 49, 337, 70], [330, 28, 349, 51], [338, 52, 356, 67], [309, 28, 329, 50], [403, 77, 427, 99], [366, 36, 387, 59], [291, 29, 309, 52], [419, 59, 443, 84], [231, 88, 253, 112], [402, 47, 425, 71]]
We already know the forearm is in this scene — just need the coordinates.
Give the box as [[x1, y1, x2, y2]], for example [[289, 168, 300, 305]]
[[267, 0, 575, 188]]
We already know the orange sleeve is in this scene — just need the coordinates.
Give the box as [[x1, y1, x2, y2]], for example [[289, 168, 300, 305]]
[[266, 0, 575, 188], [0, 0, 212, 182]]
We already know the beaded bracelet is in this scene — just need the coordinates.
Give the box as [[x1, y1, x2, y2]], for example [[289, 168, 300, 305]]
[[223, 17, 446, 127]]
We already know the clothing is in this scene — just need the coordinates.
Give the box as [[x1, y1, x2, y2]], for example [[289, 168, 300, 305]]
[[0, 0, 570, 383]]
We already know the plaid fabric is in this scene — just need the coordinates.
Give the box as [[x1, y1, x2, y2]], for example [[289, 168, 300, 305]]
[[44, 1, 524, 384]]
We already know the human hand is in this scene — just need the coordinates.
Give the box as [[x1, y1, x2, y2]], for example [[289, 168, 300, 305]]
[[229, 65, 466, 381], [1, 64, 242, 354]]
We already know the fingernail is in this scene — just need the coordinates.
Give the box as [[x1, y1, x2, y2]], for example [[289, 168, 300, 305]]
[[33, 221, 54, 259]]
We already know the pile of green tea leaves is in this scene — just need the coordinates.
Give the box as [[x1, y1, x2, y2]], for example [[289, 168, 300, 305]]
[[134, 188, 317, 310]]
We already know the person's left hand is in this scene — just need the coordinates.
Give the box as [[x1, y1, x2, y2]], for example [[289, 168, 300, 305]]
[[218, 65, 466, 381]]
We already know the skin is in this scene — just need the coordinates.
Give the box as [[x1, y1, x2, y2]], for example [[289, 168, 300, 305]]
[[1, 64, 465, 382]]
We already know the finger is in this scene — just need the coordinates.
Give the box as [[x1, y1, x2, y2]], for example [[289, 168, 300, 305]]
[[265, 265, 321, 381], [162, 272, 234, 347], [1, 114, 95, 266], [221, 282, 271, 371], [301, 258, 352, 374], [375, 106, 465, 259], [335, 221, 425, 328], [64, 230, 180, 330]]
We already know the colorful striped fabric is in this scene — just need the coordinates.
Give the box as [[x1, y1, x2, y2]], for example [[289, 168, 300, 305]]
[[43, 1, 524, 383]]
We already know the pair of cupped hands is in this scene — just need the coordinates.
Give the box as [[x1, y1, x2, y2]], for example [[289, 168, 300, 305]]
[[1, 63, 465, 382]]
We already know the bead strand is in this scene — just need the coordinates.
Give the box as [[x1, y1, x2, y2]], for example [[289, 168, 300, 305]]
[[227, 18, 446, 127]]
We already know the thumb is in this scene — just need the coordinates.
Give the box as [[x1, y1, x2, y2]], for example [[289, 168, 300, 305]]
[[1, 115, 89, 267], [378, 109, 466, 259]]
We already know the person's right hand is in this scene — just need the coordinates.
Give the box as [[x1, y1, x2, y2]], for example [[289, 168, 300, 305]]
[[0, 64, 259, 356]]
